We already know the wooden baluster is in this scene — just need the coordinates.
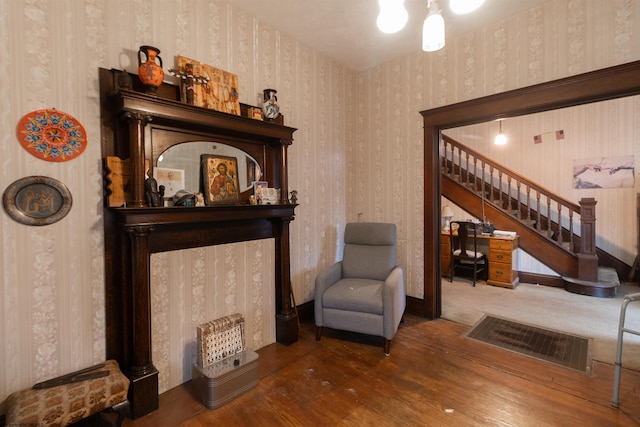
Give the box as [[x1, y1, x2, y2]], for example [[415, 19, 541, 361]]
[[489, 165, 496, 204], [546, 196, 552, 237], [526, 186, 532, 224], [472, 157, 478, 191], [507, 176, 512, 214], [464, 152, 470, 185], [457, 146, 462, 183], [568, 209, 575, 252], [498, 171, 504, 209], [536, 192, 542, 232], [442, 138, 448, 174], [481, 161, 486, 200], [516, 180, 522, 219], [556, 203, 563, 245]]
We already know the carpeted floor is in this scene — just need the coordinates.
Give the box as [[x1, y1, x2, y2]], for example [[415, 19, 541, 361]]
[[442, 278, 640, 371]]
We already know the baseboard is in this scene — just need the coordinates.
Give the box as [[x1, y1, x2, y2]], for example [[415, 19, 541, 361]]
[[518, 272, 564, 288]]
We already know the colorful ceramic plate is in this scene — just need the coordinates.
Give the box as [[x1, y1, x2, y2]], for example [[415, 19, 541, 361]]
[[2, 176, 72, 226], [17, 109, 87, 162]]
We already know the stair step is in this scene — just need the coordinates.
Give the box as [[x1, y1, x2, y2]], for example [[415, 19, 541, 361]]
[[563, 267, 619, 298]]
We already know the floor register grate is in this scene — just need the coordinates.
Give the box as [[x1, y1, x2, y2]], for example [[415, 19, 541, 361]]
[[466, 315, 592, 374]]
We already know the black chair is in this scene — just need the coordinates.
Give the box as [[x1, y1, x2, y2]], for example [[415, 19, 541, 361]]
[[449, 221, 487, 286]]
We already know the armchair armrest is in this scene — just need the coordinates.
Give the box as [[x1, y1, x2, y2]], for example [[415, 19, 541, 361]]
[[314, 261, 343, 326], [382, 265, 406, 339]]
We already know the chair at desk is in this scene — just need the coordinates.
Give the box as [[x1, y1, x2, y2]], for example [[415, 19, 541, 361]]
[[449, 221, 487, 286]]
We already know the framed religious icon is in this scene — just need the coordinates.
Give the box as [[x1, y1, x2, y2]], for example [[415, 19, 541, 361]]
[[175, 56, 241, 116], [201, 155, 240, 205]]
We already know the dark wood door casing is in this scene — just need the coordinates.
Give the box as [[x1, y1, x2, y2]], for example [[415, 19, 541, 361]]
[[420, 61, 640, 319]]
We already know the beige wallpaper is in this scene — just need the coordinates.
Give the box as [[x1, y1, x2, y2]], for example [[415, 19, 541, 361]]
[[0, 0, 639, 402]]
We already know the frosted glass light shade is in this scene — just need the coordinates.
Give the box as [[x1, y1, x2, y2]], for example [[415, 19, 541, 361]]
[[494, 132, 507, 145], [377, 0, 409, 34], [422, 7, 445, 52], [449, 0, 485, 15]]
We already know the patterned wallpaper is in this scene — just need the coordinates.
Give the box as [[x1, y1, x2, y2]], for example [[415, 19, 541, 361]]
[[0, 0, 638, 401]]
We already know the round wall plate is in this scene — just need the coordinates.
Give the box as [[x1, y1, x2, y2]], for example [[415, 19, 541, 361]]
[[17, 109, 87, 162], [2, 176, 72, 226]]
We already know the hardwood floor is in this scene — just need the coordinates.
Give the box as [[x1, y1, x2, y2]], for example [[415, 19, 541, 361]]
[[121, 316, 640, 426]]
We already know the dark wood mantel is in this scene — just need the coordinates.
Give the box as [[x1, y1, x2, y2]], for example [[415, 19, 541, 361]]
[[99, 68, 298, 419]]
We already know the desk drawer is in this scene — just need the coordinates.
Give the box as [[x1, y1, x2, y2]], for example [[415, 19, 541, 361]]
[[489, 239, 513, 251], [489, 249, 511, 263], [489, 263, 512, 282]]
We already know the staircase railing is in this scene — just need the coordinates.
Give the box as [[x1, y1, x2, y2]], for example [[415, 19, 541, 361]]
[[442, 134, 584, 254]]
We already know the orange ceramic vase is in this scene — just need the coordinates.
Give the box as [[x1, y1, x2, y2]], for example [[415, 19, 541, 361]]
[[138, 45, 164, 94]]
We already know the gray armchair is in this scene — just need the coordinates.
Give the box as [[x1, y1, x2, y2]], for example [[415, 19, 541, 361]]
[[314, 222, 406, 355]]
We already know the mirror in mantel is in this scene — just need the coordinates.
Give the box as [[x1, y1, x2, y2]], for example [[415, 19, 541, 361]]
[[156, 141, 262, 193]]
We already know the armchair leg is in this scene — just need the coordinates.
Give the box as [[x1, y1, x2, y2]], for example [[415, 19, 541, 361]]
[[384, 339, 391, 356], [315, 326, 323, 341]]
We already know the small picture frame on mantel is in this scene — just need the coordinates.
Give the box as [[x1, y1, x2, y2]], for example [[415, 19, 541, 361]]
[[153, 167, 185, 198]]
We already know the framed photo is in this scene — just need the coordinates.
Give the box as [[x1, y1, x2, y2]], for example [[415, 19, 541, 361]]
[[153, 167, 185, 197], [252, 181, 268, 198], [2, 175, 72, 226], [201, 155, 240, 205]]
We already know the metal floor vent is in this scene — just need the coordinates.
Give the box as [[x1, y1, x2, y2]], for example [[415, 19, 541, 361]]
[[466, 315, 592, 374]]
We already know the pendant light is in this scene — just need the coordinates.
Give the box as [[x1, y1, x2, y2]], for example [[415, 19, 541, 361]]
[[377, 0, 409, 34], [422, 0, 445, 52], [494, 120, 507, 146]]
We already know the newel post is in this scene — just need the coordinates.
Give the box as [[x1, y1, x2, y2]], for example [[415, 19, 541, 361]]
[[578, 197, 598, 281]]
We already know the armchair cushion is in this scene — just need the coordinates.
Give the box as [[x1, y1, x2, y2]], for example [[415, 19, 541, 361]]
[[322, 278, 384, 315]]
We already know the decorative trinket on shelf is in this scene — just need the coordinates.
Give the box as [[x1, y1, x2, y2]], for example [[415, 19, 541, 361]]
[[262, 89, 279, 120], [289, 190, 298, 204], [168, 63, 211, 105], [117, 69, 133, 90], [17, 108, 87, 162], [137, 45, 164, 94]]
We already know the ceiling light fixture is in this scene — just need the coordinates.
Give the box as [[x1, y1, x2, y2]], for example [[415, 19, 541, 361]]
[[422, 0, 445, 52], [377, 0, 409, 34], [449, 0, 485, 15], [494, 120, 507, 145]]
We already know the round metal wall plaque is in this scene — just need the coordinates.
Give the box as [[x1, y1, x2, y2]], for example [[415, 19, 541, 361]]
[[2, 176, 72, 226]]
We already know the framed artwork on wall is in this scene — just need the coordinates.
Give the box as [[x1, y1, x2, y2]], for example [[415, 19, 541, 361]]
[[201, 155, 240, 205]]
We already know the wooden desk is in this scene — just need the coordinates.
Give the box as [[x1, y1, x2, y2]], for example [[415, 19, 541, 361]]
[[442, 232, 519, 289]]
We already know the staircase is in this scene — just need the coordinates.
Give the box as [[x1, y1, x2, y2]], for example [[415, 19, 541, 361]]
[[441, 135, 627, 297]]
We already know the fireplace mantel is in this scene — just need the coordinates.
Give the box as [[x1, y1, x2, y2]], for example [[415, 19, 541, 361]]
[[99, 68, 298, 419]]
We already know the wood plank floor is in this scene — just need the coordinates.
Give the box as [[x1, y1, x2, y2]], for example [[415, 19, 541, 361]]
[[121, 316, 640, 426]]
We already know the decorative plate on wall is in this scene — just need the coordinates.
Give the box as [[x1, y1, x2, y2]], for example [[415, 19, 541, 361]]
[[17, 108, 87, 162], [2, 176, 72, 226]]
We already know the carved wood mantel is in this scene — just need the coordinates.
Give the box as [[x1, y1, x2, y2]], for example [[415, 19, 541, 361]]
[[99, 68, 298, 418]]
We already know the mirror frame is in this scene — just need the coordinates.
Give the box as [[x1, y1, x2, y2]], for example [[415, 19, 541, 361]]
[[146, 127, 267, 201], [155, 140, 263, 193]]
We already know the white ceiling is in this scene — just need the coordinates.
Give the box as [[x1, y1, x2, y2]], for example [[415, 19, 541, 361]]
[[224, 0, 550, 71]]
